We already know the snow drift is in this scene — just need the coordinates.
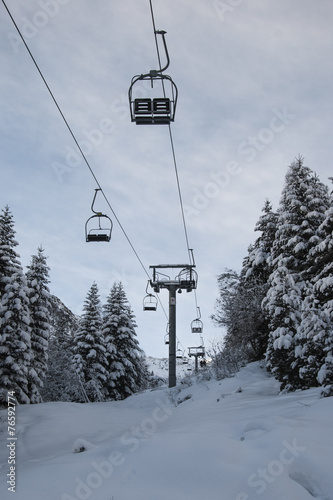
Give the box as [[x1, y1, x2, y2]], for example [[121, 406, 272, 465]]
[[1, 362, 332, 500]]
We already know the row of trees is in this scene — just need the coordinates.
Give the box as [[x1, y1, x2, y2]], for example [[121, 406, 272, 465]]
[[212, 157, 333, 395], [44, 281, 149, 403], [0, 206, 149, 404], [0, 206, 50, 404]]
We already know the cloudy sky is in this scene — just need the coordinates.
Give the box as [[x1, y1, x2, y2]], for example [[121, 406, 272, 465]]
[[1, 0, 333, 358]]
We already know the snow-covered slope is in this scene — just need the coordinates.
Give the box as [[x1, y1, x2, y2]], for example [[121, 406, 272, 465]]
[[1, 363, 332, 500], [146, 355, 195, 380]]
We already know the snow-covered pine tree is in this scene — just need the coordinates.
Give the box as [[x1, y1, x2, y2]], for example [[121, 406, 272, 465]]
[[0, 206, 22, 296], [212, 201, 278, 364], [0, 206, 32, 404], [263, 157, 330, 390], [42, 314, 82, 402], [73, 283, 108, 402], [264, 265, 303, 387], [242, 199, 279, 359], [26, 246, 51, 403], [245, 199, 278, 281], [102, 282, 147, 400], [309, 186, 333, 395], [295, 173, 331, 388]]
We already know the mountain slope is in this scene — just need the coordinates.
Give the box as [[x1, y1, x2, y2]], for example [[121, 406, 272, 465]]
[[0, 363, 332, 500]]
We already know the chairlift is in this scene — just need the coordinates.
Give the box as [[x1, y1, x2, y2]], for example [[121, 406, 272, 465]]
[[191, 319, 203, 333], [128, 31, 178, 125], [143, 281, 158, 311], [164, 323, 169, 344], [191, 307, 203, 334], [176, 342, 184, 359], [143, 294, 158, 311], [85, 189, 112, 242], [188, 346, 205, 357]]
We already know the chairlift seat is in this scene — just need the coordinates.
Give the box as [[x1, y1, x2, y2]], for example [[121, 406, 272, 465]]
[[135, 115, 171, 125], [144, 304, 157, 311], [86, 233, 110, 242]]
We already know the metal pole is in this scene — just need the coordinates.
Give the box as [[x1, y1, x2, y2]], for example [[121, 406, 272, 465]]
[[169, 285, 177, 388], [194, 355, 199, 373]]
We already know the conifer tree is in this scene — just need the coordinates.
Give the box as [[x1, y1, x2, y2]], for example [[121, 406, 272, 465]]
[[0, 206, 21, 297], [263, 158, 330, 390], [0, 206, 32, 404], [244, 199, 278, 280], [242, 199, 278, 359], [26, 246, 51, 403], [73, 283, 108, 402], [309, 189, 333, 395], [292, 173, 331, 388], [212, 201, 278, 363], [102, 282, 146, 400], [42, 315, 82, 402]]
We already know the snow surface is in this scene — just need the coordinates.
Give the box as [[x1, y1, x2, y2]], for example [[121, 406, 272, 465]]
[[1, 362, 333, 500]]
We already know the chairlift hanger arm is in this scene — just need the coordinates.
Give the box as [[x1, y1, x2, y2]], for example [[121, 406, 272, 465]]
[[153, 30, 170, 74], [91, 188, 102, 215], [130, 31, 170, 82]]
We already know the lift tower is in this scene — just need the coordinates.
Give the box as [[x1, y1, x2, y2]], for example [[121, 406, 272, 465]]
[[150, 260, 197, 388]]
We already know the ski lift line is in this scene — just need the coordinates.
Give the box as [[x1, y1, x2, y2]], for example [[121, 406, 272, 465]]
[[2, 0, 151, 281], [149, 0, 165, 81], [148, 0, 192, 264], [150, 2, 205, 345], [149, 0, 204, 323]]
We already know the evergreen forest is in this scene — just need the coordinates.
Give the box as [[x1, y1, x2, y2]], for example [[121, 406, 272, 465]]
[[1, 157, 333, 404], [0, 205, 150, 404], [212, 157, 333, 396]]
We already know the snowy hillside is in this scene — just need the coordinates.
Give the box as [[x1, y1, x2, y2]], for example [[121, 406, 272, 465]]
[[1, 363, 333, 500], [146, 355, 195, 380]]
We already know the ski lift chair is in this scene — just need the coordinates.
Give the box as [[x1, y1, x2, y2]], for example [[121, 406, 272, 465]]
[[164, 324, 170, 344], [129, 76, 177, 125], [176, 342, 184, 359], [85, 189, 112, 242], [128, 31, 178, 125], [188, 346, 206, 357], [191, 319, 203, 334], [176, 349, 184, 359], [143, 281, 158, 311], [143, 294, 158, 311]]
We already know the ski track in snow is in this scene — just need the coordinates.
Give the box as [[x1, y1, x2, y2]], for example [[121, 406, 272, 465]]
[[0, 362, 333, 500]]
